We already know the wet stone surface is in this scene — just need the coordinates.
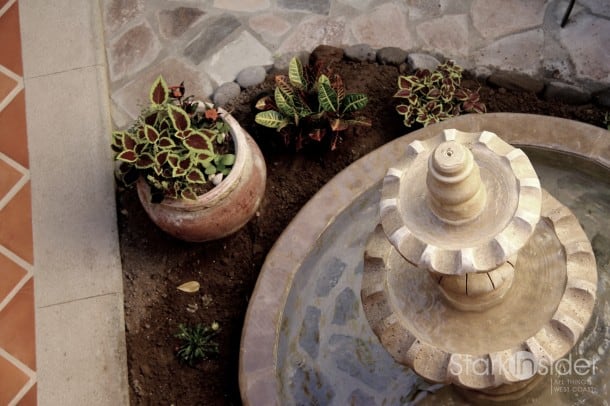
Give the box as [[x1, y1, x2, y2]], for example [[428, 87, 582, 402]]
[[276, 157, 610, 405], [316, 257, 346, 297]]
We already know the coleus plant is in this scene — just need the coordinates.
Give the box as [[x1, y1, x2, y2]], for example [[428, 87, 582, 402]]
[[394, 60, 486, 128], [111, 76, 235, 203], [254, 57, 371, 150]]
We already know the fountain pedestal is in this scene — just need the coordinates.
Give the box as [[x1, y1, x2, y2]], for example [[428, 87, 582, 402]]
[[361, 129, 597, 398]]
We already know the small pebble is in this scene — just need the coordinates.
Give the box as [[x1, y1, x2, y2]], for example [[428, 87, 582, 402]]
[[211, 173, 224, 185]]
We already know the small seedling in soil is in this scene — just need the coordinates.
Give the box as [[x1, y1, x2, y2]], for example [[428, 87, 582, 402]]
[[175, 322, 220, 366]]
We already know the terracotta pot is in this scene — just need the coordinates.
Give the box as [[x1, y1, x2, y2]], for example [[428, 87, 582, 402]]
[[136, 109, 266, 242]]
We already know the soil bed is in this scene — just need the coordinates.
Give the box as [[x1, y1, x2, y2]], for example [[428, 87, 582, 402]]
[[116, 46, 608, 405]]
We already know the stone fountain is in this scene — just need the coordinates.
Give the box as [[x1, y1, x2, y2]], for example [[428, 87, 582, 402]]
[[240, 115, 609, 405], [361, 129, 598, 400]]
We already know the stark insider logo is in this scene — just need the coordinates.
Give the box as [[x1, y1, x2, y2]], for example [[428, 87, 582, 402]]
[[448, 351, 598, 380]]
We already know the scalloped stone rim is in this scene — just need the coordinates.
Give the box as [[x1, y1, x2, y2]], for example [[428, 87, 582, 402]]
[[362, 189, 597, 390], [380, 129, 542, 275]]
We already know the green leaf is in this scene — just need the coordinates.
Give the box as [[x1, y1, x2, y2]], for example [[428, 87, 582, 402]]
[[167, 104, 191, 131], [274, 86, 296, 117], [255, 110, 290, 130], [205, 165, 217, 175], [288, 57, 306, 89], [341, 93, 368, 113], [220, 154, 235, 166], [150, 76, 169, 105], [317, 75, 338, 112], [116, 150, 137, 163]]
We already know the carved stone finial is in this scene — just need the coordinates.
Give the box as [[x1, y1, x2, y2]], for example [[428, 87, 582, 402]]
[[427, 141, 487, 225]]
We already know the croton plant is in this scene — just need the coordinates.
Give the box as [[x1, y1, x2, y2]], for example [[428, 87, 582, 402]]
[[111, 76, 235, 203], [394, 60, 486, 127], [255, 57, 371, 150]]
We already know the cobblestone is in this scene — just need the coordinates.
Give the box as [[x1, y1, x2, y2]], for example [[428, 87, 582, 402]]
[[202, 31, 273, 84], [108, 21, 160, 81], [278, 0, 331, 15], [544, 81, 591, 105], [471, 0, 547, 40], [236, 66, 267, 88], [212, 82, 241, 106], [157, 7, 204, 40], [476, 29, 544, 76], [183, 14, 241, 65], [376, 47, 407, 65], [349, 3, 412, 49], [104, 0, 610, 129], [344, 44, 376, 62], [407, 53, 441, 71], [559, 14, 610, 83], [416, 14, 470, 60]]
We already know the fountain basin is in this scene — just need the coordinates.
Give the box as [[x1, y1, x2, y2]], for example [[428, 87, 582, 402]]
[[239, 114, 610, 405]]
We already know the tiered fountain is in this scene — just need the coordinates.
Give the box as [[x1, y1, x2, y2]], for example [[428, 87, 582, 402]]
[[361, 129, 597, 400], [240, 115, 608, 406]]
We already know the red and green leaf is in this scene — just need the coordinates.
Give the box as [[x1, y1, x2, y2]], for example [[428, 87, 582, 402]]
[[167, 104, 191, 131], [183, 131, 213, 151], [143, 125, 160, 143], [135, 153, 155, 169], [186, 168, 206, 184], [150, 76, 169, 105], [116, 150, 137, 163]]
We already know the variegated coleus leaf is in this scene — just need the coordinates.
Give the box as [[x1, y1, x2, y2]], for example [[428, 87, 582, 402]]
[[150, 76, 169, 105], [144, 125, 160, 143], [135, 153, 155, 169], [167, 104, 191, 131], [183, 131, 214, 152], [186, 168, 206, 184]]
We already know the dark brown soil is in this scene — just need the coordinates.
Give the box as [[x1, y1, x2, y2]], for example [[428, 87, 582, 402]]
[[116, 46, 608, 406]]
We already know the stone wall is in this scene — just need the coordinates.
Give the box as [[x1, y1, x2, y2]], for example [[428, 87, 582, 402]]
[[101, 0, 610, 128]]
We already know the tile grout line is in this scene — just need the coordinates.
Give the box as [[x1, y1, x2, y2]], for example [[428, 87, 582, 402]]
[[0, 271, 32, 314], [0, 167, 29, 212], [8, 377, 35, 406], [0, 348, 35, 379], [0, 0, 16, 19]]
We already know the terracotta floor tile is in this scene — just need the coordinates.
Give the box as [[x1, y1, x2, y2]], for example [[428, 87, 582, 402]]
[[0, 2, 23, 76], [0, 90, 29, 168], [0, 354, 29, 405], [17, 383, 36, 405], [0, 251, 27, 304], [0, 277, 35, 370], [0, 0, 10, 12], [0, 157, 22, 200], [0, 182, 33, 264], [0, 70, 18, 102]]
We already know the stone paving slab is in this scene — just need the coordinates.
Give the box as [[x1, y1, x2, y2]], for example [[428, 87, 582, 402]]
[[102, 0, 610, 126]]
